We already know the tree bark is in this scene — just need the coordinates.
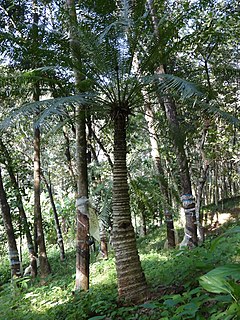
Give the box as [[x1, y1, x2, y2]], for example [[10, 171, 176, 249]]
[[66, 0, 90, 291], [34, 126, 51, 277], [32, 0, 51, 278], [147, 0, 197, 247], [62, 126, 77, 190], [111, 111, 148, 303], [144, 101, 175, 248], [164, 99, 198, 248], [75, 105, 89, 291], [99, 220, 108, 260], [0, 138, 37, 277], [41, 172, 65, 261], [0, 167, 21, 278]]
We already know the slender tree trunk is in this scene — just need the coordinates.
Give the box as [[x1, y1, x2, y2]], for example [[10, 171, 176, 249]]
[[99, 220, 108, 260], [111, 111, 148, 303], [0, 139, 37, 277], [144, 101, 175, 248], [42, 172, 65, 261], [147, 0, 198, 247], [164, 99, 198, 248], [34, 126, 51, 277], [75, 105, 89, 291], [31, 0, 51, 278], [66, 0, 90, 291], [0, 167, 21, 278], [195, 121, 210, 240], [91, 129, 114, 169], [140, 208, 147, 236], [164, 211, 175, 248], [62, 126, 77, 190]]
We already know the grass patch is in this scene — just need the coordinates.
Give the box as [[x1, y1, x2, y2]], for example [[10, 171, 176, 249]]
[[0, 201, 239, 319]]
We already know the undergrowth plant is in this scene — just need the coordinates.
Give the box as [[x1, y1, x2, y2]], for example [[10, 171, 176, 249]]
[[0, 221, 239, 319]]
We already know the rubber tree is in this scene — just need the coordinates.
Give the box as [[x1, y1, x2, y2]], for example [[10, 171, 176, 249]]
[[0, 167, 21, 278], [0, 138, 37, 277], [144, 99, 175, 248], [65, 0, 90, 291], [32, 0, 51, 277], [41, 172, 65, 261], [147, 0, 198, 247]]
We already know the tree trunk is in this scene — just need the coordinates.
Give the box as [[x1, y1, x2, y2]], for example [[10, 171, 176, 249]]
[[164, 99, 198, 248], [0, 167, 21, 278], [111, 111, 148, 303], [42, 172, 65, 261], [0, 138, 37, 277], [195, 121, 210, 238], [99, 220, 108, 260], [144, 101, 175, 248], [66, 0, 90, 291], [164, 211, 176, 248], [62, 126, 77, 190], [31, 0, 51, 278], [147, 0, 198, 248], [34, 126, 51, 277], [75, 105, 89, 291]]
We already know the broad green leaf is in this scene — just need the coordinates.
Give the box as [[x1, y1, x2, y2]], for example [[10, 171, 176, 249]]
[[205, 264, 240, 281], [210, 227, 240, 252], [199, 275, 233, 294], [227, 302, 240, 315]]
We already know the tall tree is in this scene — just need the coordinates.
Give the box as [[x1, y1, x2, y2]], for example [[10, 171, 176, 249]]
[[32, 0, 51, 277], [0, 138, 37, 277], [65, 0, 90, 291], [41, 172, 65, 261], [146, 0, 198, 247], [111, 99, 148, 303], [0, 167, 21, 278]]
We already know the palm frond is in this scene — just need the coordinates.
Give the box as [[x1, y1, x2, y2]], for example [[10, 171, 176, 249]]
[[0, 94, 90, 131], [201, 101, 240, 127], [143, 73, 204, 100]]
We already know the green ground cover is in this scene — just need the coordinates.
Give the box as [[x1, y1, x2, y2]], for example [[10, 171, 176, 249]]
[[0, 203, 239, 320]]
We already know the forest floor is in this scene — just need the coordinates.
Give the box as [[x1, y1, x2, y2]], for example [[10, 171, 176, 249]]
[[0, 197, 239, 320]]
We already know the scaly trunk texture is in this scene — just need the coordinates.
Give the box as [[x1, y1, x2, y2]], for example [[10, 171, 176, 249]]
[[34, 127, 51, 277], [0, 138, 37, 276], [42, 173, 65, 261], [66, 0, 90, 291], [111, 112, 148, 303], [0, 167, 21, 278]]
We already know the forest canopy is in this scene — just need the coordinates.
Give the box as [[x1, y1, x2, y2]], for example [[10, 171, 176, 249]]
[[0, 0, 239, 319]]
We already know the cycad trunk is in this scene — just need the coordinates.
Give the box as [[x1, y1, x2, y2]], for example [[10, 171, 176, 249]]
[[111, 112, 148, 303], [0, 167, 21, 278]]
